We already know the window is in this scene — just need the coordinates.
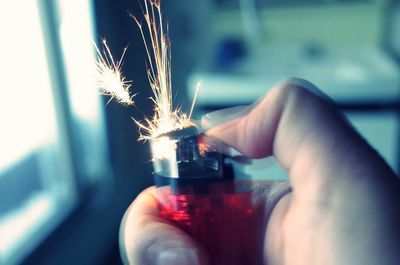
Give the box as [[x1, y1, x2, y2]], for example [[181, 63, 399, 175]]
[[0, 1, 111, 264]]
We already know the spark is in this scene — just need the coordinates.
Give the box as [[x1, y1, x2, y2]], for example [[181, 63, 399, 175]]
[[129, 0, 196, 141], [94, 39, 134, 106], [188, 81, 201, 122]]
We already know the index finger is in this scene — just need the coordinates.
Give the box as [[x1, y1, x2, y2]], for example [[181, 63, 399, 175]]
[[204, 79, 397, 197]]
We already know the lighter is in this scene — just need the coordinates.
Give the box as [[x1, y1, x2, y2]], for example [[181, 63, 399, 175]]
[[150, 126, 263, 265]]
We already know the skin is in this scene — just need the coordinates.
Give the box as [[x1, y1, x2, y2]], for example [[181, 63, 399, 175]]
[[120, 78, 400, 265]]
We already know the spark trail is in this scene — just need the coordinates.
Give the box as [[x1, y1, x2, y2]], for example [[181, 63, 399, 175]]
[[94, 39, 134, 106], [95, 0, 197, 141], [130, 0, 195, 141]]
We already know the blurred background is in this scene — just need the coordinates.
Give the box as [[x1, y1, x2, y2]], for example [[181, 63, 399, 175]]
[[0, 0, 399, 264]]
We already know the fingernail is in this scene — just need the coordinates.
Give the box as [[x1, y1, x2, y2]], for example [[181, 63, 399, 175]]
[[156, 248, 200, 265], [201, 105, 251, 129], [281, 77, 332, 102], [281, 77, 318, 91]]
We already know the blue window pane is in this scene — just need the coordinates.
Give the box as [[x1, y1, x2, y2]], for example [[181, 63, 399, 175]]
[[0, 1, 109, 264]]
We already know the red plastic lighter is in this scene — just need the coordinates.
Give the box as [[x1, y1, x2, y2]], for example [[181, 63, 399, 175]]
[[150, 127, 263, 265]]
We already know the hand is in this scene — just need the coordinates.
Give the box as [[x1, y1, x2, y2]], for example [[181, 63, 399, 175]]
[[119, 78, 400, 265]]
